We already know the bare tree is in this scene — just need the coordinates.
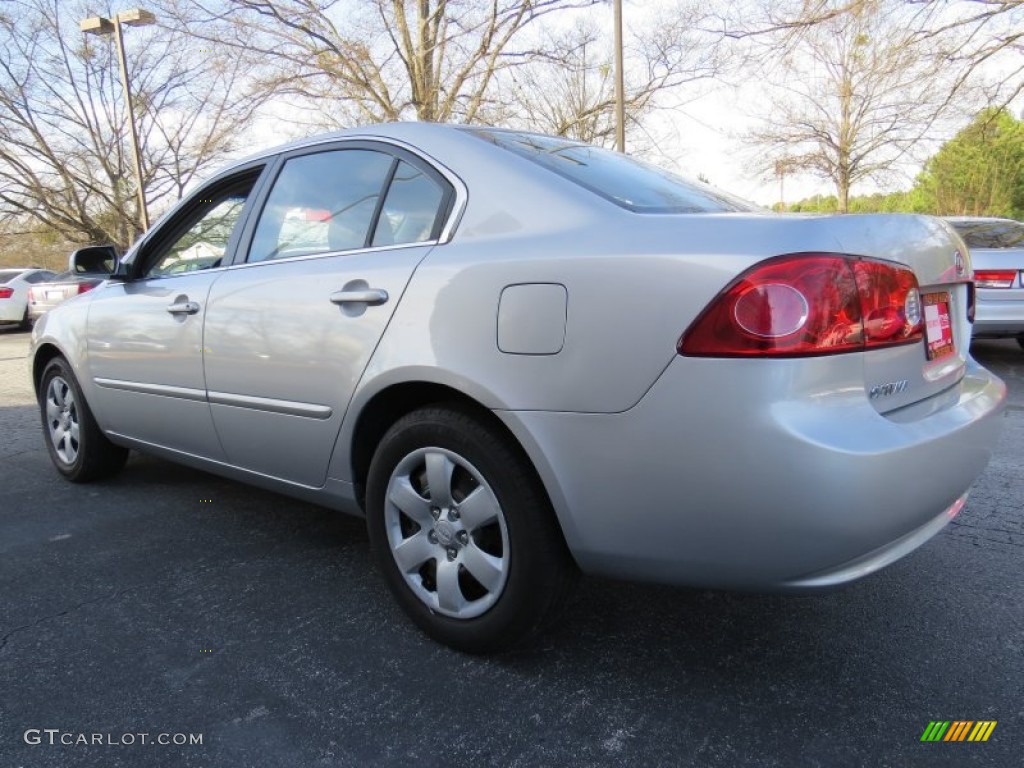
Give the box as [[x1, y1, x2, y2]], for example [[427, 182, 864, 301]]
[[0, 0, 270, 248], [498, 7, 726, 147], [915, 0, 1024, 107], [742, 0, 964, 212], [162, 0, 607, 128]]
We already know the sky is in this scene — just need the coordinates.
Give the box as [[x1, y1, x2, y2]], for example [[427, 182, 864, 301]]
[[232, 0, 1023, 210]]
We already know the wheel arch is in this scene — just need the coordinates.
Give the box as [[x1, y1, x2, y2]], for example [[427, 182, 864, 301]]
[[346, 380, 576, 560], [350, 381, 505, 503], [32, 342, 67, 397]]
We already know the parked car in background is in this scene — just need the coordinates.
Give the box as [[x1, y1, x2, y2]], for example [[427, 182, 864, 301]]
[[0, 268, 56, 329], [945, 217, 1024, 350], [27, 270, 107, 322], [30, 123, 1007, 652]]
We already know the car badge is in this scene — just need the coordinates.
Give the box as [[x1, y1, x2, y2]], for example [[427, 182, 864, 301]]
[[869, 380, 909, 399], [953, 250, 965, 277]]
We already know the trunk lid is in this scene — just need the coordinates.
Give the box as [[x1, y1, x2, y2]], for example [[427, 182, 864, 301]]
[[970, 246, 1024, 299], [826, 214, 971, 414]]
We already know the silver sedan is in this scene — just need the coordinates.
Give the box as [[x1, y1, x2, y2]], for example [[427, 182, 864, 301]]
[[30, 124, 1006, 652]]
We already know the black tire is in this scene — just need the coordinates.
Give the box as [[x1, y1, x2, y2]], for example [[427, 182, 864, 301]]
[[19, 306, 32, 331], [39, 357, 129, 482], [366, 404, 576, 653], [1017, 336, 1024, 351]]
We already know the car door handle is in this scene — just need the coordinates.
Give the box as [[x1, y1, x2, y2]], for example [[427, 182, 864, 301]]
[[166, 301, 200, 315], [329, 289, 389, 306]]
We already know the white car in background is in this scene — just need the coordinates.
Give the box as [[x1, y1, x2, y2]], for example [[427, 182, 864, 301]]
[[945, 217, 1024, 350], [0, 268, 56, 329]]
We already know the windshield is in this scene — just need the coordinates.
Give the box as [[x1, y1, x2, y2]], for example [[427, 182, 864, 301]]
[[948, 219, 1024, 249], [468, 129, 759, 214]]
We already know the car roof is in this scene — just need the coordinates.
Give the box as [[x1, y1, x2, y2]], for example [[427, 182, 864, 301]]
[[229, 121, 471, 168]]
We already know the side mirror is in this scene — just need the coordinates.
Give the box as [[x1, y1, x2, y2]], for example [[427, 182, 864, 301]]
[[69, 244, 119, 276]]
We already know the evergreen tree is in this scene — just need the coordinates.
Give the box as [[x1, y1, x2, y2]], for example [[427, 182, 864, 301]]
[[916, 108, 1024, 218]]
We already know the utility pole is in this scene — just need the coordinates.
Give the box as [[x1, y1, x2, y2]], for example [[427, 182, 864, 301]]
[[613, 0, 625, 153]]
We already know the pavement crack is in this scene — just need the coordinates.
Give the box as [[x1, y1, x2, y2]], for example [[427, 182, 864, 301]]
[[0, 588, 130, 653]]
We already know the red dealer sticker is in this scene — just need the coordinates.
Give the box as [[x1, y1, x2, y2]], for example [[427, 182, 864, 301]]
[[922, 291, 954, 361]]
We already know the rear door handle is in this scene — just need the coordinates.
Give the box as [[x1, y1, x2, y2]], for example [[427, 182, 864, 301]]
[[329, 289, 389, 306], [166, 301, 200, 315]]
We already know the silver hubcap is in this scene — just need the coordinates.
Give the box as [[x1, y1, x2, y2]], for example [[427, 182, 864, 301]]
[[384, 447, 510, 619], [45, 376, 80, 465]]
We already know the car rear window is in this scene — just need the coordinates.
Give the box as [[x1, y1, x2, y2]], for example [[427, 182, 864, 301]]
[[0, 269, 24, 283], [468, 129, 758, 214], [949, 220, 1024, 249], [23, 271, 55, 283]]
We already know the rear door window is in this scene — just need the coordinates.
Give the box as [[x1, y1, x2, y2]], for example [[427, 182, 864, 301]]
[[248, 150, 395, 262], [373, 160, 446, 246]]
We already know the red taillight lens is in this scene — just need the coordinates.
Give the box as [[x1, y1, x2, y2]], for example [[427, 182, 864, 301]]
[[77, 282, 96, 295], [853, 258, 923, 344], [973, 270, 1017, 289], [679, 253, 924, 358], [0, 287, 13, 299]]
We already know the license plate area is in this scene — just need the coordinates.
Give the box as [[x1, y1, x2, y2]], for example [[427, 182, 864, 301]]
[[923, 291, 954, 361]]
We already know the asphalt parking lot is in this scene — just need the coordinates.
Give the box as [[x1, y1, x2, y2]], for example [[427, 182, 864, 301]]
[[0, 326, 1021, 768]]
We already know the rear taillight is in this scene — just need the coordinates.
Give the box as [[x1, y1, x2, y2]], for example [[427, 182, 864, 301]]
[[78, 283, 96, 295], [0, 287, 13, 299], [973, 270, 1017, 289], [679, 253, 924, 357]]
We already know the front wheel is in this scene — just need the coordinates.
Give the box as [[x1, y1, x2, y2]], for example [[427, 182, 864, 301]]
[[39, 357, 129, 482], [366, 404, 576, 653]]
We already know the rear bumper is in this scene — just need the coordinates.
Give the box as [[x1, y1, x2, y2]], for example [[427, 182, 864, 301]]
[[27, 303, 55, 321], [497, 355, 1006, 590], [0, 299, 25, 322], [973, 294, 1024, 336]]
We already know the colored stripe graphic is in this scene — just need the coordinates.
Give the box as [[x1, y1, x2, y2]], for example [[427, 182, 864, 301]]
[[921, 721, 996, 742], [945, 721, 972, 741], [969, 722, 997, 742]]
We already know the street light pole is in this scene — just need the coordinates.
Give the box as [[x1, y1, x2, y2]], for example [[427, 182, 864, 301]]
[[112, 15, 149, 231], [81, 9, 155, 234], [613, 0, 625, 153]]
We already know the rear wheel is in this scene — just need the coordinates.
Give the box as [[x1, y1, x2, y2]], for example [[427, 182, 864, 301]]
[[366, 404, 576, 653], [19, 307, 32, 331], [40, 357, 128, 482]]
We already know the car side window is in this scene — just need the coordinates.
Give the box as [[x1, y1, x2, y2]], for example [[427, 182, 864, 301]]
[[372, 160, 446, 247], [248, 149, 394, 263], [143, 183, 254, 279]]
